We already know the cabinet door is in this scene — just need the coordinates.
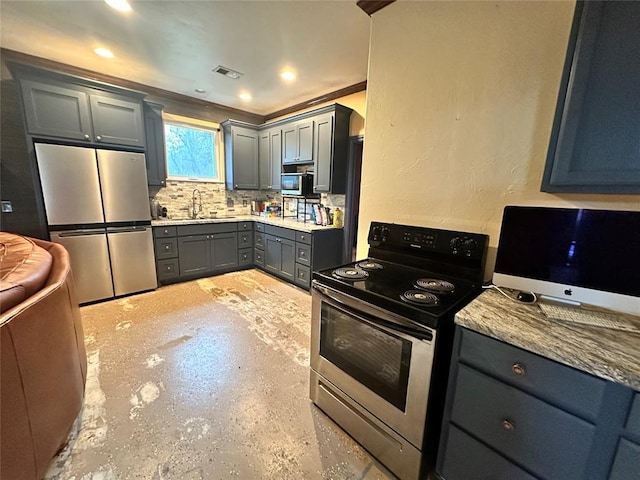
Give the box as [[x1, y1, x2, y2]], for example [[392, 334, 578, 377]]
[[20, 79, 92, 141], [144, 102, 167, 187], [89, 94, 145, 148], [259, 130, 271, 189], [609, 438, 640, 480], [211, 232, 238, 271], [313, 113, 335, 193], [231, 127, 259, 189], [297, 120, 314, 163], [542, 1, 640, 193], [270, 130, 282, 190], [178, 235, 211, 277], [280, 238, 296, 280], [282, 124, 298, 164], [264, 235, 281, 274]]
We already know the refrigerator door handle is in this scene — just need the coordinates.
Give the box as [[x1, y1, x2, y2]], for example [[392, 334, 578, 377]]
[[106, 226, 149, 234], [57, 229, 105, 237]]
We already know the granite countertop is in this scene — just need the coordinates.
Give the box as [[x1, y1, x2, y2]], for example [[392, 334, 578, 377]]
[[151, 215, 342, 233], [455, 288, 640, 391]]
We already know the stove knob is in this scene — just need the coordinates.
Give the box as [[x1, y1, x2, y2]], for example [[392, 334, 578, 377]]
[[463, 238, 477, 256], [381, 226, 390, 242], [450, 237, 461, 253], [371, 225, 381, 241]]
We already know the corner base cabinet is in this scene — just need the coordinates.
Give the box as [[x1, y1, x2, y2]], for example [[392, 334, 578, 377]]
[[436, 326, 640, 480]]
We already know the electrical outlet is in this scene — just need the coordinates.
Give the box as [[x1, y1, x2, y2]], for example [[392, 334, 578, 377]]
[[243, 200, 247, 207], [1, 201, 13, 213]]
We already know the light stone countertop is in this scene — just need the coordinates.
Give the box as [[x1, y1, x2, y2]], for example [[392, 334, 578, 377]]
[[151, 215, 342, 233], [455, 289, 640, 391]]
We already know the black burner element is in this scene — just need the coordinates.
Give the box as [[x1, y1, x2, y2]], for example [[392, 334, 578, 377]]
[[333, 267, 368, 281], [401, 290, 440, 306], [356, 261, 383, 271], [415, 279, 455, 294]]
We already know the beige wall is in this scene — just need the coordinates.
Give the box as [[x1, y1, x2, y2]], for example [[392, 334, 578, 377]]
[[359, 0, 639, 274]]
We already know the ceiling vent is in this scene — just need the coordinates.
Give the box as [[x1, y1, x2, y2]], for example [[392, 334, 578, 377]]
[[212, 65, 243, 79]]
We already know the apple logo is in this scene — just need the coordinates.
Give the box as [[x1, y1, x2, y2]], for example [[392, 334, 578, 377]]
[[564, 289, 573, 296]]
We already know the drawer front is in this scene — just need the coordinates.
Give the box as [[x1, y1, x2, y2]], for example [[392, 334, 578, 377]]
[[608, 438, 640, 480], [254, 222, 265, 232], [154, 226, 176, 238], [238, 230, 254, 249], [177, 222, 237, 236], [265, 224, 295, 241], [296, 231, 312, 245], [439, 425, 538, 480], [296, 242, 311, 266], [254, 248, 264, 267], [451, 365, 595, 480], [156, 258, 179, 282], [154, 238, 178, 260], [255, 232, 265, 250], [459, 328, 606, 420], [625, 393, 640, 437], [237, 221, 253, 231], [294, 264, 311, 289], [238, 248, 253, 267]]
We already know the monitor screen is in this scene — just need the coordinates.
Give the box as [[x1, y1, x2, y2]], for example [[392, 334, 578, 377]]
[[493, 206, 640, 315]]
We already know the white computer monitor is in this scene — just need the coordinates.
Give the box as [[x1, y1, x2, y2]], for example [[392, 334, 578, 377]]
[[492, 206, 640, 316]]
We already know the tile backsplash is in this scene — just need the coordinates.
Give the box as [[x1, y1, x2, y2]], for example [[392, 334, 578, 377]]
[[150, 180, 344, 221]]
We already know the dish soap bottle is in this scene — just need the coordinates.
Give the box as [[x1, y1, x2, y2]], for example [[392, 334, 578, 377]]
[[333, 207, 344, 228]]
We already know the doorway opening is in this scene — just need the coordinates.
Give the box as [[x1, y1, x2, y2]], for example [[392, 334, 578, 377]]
[[343, 135, 364, 263]]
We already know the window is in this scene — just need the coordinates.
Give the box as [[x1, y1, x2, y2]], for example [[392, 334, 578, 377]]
[[164, 117, 223, 182]]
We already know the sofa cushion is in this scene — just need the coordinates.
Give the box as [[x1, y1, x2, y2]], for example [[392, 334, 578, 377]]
[[0, 233, 53, 314]]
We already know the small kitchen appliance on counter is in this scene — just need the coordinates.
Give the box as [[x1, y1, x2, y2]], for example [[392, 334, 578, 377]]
[[310, 221, 489, 480], [36, 143, 157, 304]]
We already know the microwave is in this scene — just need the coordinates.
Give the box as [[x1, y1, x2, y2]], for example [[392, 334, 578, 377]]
[[281, 173, 314, 196]]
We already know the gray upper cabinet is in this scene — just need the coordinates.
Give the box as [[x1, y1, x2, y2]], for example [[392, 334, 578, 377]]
[[313, 105, 352, 194], [143, 102, 167, 187], [223, 121, 259, 190], [282, 119, 314, 164], [258, 127, 282, 190], [541, 1, 640, 193], [15, 68, 146, 149]]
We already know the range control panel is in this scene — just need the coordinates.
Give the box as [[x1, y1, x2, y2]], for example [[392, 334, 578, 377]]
[[368, 221, 488, 261]]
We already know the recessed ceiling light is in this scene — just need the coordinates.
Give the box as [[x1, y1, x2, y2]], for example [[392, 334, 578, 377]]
[[195, 88, 206, 94], [105, 0, 132, 13], [94, 47, 114, 58], [239, 92, 252, 101], [281, 70, 296, 81]]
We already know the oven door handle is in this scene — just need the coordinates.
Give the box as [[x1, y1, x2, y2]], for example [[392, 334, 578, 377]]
[[315, 284, 434, 342]]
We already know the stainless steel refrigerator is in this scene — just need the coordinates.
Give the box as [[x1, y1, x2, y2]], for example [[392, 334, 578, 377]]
[[35, 143, 157, 304]]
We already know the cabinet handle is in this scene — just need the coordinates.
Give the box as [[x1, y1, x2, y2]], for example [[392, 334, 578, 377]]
[[235, 184, 239, 188], [512, 363, 526, 376], [502, 419, 515, 431], [83, 134, 90, 141], [95, 135, 102, 142], [277, 238, 281, 242], [163, 229, 169, 234], [300, 235, 305, 240], [300, 251, 305, 257]]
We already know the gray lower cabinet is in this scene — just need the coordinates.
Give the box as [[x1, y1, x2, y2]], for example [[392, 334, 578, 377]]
[[437, 327, 639, 480], [222, 121, 259, 190], [264, 232, 295, 281], [14, 69, 146, 149]]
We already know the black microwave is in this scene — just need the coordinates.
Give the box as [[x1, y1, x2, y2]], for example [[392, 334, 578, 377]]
[[281, 173, 314, 196]]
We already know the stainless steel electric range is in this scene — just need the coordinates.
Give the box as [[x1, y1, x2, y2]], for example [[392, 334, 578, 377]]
[[310, 221, 488, 480]]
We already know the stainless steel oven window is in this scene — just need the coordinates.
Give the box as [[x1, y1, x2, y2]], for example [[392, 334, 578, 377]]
[[319, 302, 412, 411]]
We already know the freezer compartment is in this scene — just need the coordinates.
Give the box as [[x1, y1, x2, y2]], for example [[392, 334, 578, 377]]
[[49, 230, 114, 304], [107, 227, 157, 296]]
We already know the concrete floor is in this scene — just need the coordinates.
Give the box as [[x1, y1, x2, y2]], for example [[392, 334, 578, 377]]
[[45, 269, 395, 480]]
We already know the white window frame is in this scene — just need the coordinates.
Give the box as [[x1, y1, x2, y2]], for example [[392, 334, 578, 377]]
[[163, 113, 225, 183]]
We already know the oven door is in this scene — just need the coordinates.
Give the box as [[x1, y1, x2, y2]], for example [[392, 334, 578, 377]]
[[310, 282, 436, 449]]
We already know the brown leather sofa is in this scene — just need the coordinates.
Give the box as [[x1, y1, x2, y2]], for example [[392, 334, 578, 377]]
[[1, 232, 87, 480]]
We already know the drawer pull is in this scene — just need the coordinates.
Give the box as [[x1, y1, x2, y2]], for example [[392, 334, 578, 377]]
[[512, 363, 526, 376], [502, 419, 515, 431], [163, 229, 169, 234]]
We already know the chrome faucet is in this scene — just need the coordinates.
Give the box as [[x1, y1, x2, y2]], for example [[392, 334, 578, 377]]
[[191, 189, 203, 219]]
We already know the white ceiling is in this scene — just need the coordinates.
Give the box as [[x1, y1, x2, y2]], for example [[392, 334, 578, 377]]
[[0, 0, 371, 115]]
